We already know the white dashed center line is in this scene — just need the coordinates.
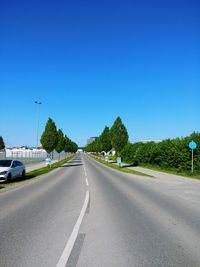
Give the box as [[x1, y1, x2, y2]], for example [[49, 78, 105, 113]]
[[56, 191, 90, 267]]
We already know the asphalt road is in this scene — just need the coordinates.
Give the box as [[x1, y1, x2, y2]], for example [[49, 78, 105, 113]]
[[0, 154, 86, 267], [0, 153, 200, 267]]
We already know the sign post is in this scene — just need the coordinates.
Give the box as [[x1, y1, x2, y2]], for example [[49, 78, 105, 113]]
[[189, 141, 197, 173], [117, 157, 122, 167], [45, 157, 52, 168], [105, 156, 109, 163]]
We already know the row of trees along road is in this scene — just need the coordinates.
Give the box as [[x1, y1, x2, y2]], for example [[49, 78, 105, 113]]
[[0, 136, 5, 150], [84, 117, 129, 155], [40, 118, 78, 158], [84, 116, 199, 174]]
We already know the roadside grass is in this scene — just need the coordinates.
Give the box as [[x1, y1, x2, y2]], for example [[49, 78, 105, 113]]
[[90, 155, 153, 178], [106, 155, 117, 162], [0, 154, 75, 191], [140, 163, 200, 180], [26, 155, 74, 178]]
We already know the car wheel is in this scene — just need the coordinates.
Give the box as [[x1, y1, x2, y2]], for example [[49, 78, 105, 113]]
[[21, 170, 25, 178], [7, 173, 12, 182]]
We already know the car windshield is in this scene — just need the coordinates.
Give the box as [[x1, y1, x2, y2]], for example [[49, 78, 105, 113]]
[[0, 160, 12, 167]]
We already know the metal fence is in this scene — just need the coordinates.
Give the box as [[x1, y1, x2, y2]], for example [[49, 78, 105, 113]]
[[0, 150, 67, 165]]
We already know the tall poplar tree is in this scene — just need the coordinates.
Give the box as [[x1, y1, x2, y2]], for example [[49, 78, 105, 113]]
[[55, 129, 65, 159], [110, 117, 129, 154], [98, 126, 112, 152], [40, 118, 58, 155]]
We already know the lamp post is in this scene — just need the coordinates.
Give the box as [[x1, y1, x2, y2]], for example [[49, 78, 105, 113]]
[[34, 101, 42, 149]]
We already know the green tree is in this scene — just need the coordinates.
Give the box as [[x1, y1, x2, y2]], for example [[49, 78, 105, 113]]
[[64, 135, 78, 154], [55, 129, 65, 159], [0, 136, 5, 150], [110, 117, 129, 154], [63, 135, 70, 154], [70, 141, 78, 153], [40, 118, 58, 155], [85, 138, 100, 153], [98, 126, 112, 152]]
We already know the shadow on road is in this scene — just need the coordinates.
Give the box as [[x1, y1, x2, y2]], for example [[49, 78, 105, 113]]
[[70, 160, 82, 163], [122, 164, 136, 168], [61, 163, 83, 168], [0, 175, 35, 189]]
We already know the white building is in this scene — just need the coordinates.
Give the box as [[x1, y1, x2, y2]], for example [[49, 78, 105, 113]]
[[87, 137, 98, 145]]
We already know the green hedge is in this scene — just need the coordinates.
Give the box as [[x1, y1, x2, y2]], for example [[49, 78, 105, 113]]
[[121, 132, 200, 173]]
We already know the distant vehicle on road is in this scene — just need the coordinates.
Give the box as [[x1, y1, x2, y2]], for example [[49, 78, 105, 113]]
[[0, 159, 26, 182]]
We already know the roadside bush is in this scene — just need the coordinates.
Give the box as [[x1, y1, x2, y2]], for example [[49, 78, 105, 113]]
[[121, 132, 200, 173]]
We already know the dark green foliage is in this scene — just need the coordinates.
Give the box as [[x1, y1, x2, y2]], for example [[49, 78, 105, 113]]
[[0, 136, 5, 150], [98, 126, 112, 152], [55, 129, 65, 154], [121, 132, 200, 174], [40, 118, 58, 154], [40, 118, 78, 156], [64, 135, 78, 153], [190, 132, 200, 172], [64, 135, 71, 153], [68, 140, 78, 153], [110, 117, 129, 154], [85, 117, 129, 154], [85, 138, 100, 153], [70, 141, 78, 153]]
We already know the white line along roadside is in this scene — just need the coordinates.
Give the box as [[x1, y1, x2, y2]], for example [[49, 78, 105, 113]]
[[56, 191, 90, 267], [85, 178, 89, 186]]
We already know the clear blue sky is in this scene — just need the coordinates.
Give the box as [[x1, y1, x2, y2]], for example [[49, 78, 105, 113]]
[[0, 0, 199, 147]]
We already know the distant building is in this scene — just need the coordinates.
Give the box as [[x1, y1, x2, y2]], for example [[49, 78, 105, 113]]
[[140, 140, 161, 143], [87, 137, 98, 145]]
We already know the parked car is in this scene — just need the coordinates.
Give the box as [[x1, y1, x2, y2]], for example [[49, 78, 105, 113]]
[[0, 159, 26, 182]]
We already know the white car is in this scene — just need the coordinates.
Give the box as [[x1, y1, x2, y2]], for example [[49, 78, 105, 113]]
[[0, 159, 26, 182]]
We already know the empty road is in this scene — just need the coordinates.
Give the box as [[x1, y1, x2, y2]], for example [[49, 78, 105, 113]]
[[0, 153, 200, 267]]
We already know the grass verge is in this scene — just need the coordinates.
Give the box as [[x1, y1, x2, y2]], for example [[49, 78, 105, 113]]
[[140, 164, 200, 180], [90, 155, 153, 178], [26, 155, 74, 178], [0, 154, 75, 192]]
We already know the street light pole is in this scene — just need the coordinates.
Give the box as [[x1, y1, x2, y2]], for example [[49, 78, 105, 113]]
[[34, 101, 42, 149]]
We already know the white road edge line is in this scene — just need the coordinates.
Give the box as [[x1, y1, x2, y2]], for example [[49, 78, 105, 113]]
[[56, 191, 90, 267], [86, 178, 89, 186]]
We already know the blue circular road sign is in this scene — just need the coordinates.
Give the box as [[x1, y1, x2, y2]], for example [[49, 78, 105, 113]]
[[189, 140, 197, 150]]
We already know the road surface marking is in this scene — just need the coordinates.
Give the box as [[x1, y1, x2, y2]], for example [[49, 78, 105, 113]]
[[56, 191, 90, 267], [83, 166, 87, 176], [85, 178, 89, 186]]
